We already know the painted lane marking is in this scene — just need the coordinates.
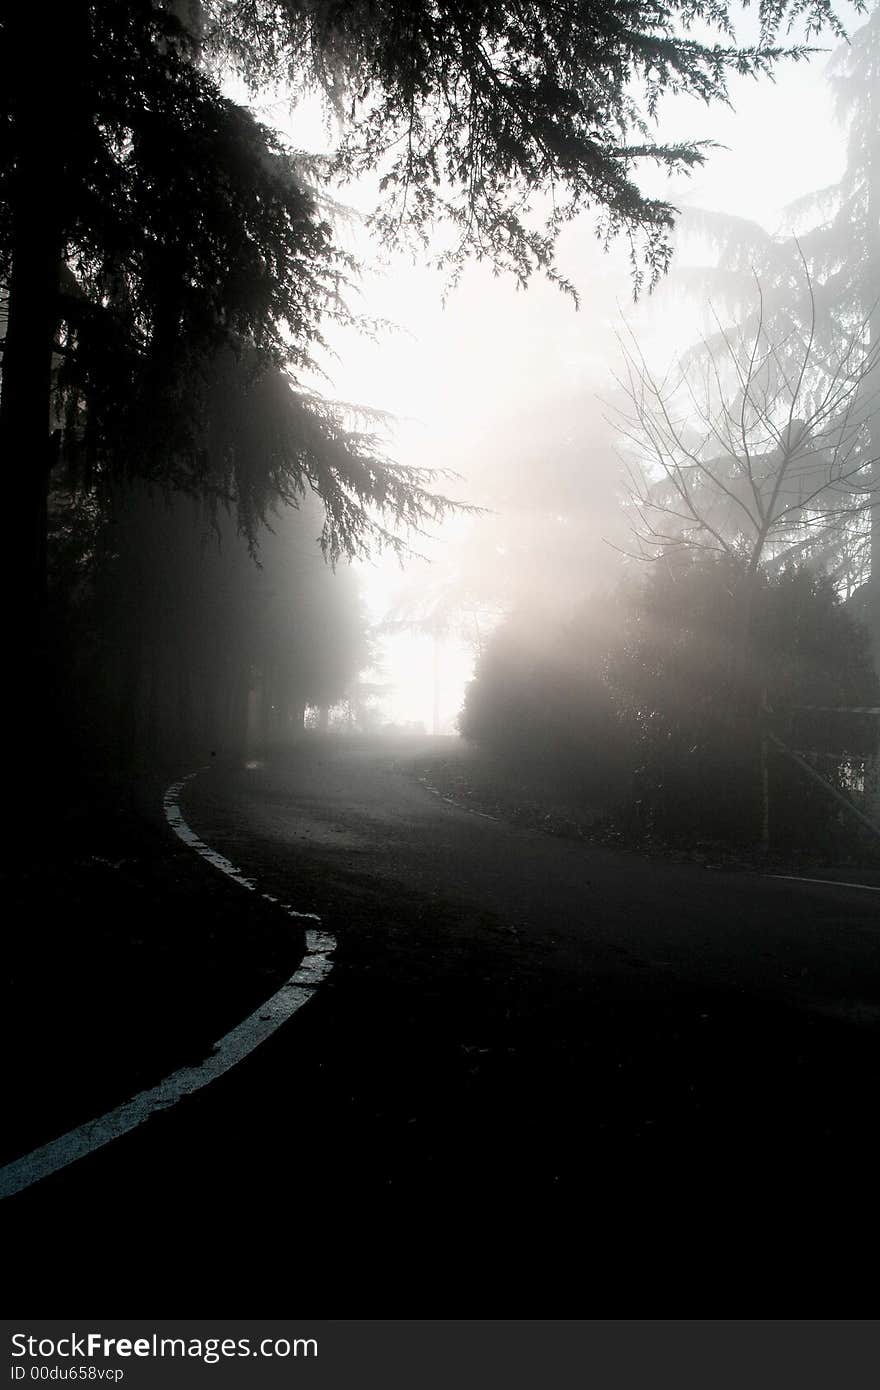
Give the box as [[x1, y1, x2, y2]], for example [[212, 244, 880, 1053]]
[[0, 771, 335, 1201], [765, 873, 880, 894], [162, 772, 322, 919]]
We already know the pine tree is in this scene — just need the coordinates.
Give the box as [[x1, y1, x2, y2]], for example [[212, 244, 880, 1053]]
[[0, 1, 459, 749], [203, 0, 855, 291]]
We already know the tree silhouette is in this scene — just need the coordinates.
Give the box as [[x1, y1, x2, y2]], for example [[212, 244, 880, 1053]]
[[0, 0, 460, 747], [661, 2, 880, 625], [204, 0, 854, 292], [614, 263, 880, 636], [0, 0, 862, 756], [610, 258, 880, 835], [56, 481, 370, 764]]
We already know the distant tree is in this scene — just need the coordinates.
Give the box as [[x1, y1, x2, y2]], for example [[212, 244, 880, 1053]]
[[245, 501, 370, 746], [381, 389, 627, 684], [459, 596, 629, 803], [56, 481, 370, 764], [661, 2, 880, 627], [613, 260, 880, 697], [778, 0, 880, 641]]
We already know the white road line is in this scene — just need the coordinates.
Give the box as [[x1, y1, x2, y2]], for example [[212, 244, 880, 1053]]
[[765, 873, 880, 894], [0, 771, 335, 1201]]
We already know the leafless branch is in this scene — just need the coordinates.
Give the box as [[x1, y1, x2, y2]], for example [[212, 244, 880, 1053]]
[[611, 257, 880, 577]]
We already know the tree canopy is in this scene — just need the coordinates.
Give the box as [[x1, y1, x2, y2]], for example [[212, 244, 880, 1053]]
[[0, 0, 866, 764], [0, 0, 462, 600], [1, 0, 860, 566], [203, 0, 857, 293]]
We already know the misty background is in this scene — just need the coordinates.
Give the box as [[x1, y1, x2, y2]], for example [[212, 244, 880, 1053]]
[[8, 0, 880, 855], [8, 0, 880, 1313], [288, 0, 873, 741]]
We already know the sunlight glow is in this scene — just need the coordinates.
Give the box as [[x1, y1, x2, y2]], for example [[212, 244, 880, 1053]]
[[244, 22, 858, 731]]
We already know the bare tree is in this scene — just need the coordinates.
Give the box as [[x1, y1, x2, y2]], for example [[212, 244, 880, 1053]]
[[611, 261, 880, 841], [612, 260, 880, 591]]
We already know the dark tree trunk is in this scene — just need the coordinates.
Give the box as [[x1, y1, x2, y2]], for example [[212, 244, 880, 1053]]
[[117, 640, 142, 765], [0, 206, 59, 637], [1, 4, 87, 769], [0, 143, 63, 748], [146, 647, 162, 759]]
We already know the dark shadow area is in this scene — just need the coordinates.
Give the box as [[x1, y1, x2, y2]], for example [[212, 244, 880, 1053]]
[[1, 767, 307, 1164]]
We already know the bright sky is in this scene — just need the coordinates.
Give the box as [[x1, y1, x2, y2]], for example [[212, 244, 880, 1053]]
[[247, 4, 865, 731]]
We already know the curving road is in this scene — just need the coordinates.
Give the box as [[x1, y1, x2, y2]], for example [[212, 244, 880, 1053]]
[[187, 735, 880, 1017], [5, 735, 880, 1310]]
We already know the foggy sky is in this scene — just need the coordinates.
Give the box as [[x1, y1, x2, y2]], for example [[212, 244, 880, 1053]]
[[241, 3, 866, 727]]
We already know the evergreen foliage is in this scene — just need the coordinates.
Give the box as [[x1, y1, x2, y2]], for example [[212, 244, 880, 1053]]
[[0, 0, 461, 593], [203, 0, 856, 294], [1, 0, 861, 578]]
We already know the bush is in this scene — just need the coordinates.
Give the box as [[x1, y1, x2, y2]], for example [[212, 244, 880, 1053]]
[[461, 556, 879, 847], [459, 600, 629, 807]]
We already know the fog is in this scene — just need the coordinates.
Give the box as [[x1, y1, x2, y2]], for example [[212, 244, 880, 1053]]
[[2, 0, 875, 804], [295, 0, 870, 731], [7, 0, 880, 1315]]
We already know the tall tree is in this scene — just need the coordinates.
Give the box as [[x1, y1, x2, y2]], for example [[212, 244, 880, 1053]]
[[0, 0, 861, 747], [804, 1, 880, 643], [615, 264, 880, 577], [662, 2, 880, 632], [3, 0, 858, 574], [0, 0, 457, 743], [613, 260, 880, 724]]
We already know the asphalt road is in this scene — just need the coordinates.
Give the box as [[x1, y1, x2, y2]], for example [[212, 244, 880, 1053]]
[[6, 736, 880, 1311]]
